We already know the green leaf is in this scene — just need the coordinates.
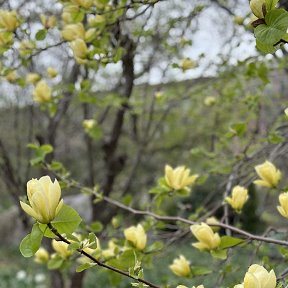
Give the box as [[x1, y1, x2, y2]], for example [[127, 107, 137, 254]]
[[219, 236, 244, 249], [48, 254, 64, 269], [145, 241, 164, 253], [90, 221, 103, 233], [19, 223, 44, 257], [265, 0, 279, 12], [210, 249, 227, 260], [192, 266, 212, 276], [255, 9, 288, 46], [35, 29, 47, 41], [76, 262, 97, 272], [39, 205, 82, 238]]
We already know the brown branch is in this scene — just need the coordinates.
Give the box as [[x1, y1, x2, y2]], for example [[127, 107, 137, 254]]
[[47, 223, 160, 288]]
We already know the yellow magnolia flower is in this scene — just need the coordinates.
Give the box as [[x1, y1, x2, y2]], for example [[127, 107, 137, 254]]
[[47, 67, 58, 78], [0, 10, 19, 32], [169, 255, 191, 277], [193, 286, 204, 288], [176, 286, 188, 288], [180, 58, 196, 71], [62, 4, 81, 24], [34, 247, 49, 263], [284, 108, 288, 117], [52, 240, 72, 259], [83, 119, 96, 130], [102, 240, 118, 259], [234, 264, 276, 288], [19, 40, 35, 56], [70, 39, 88, 63], [165, 165, 198, 191], [40, 15, 57, 29], [124, 224, 147, 250], [277, 192, 288, 219], [85, 28, 97, 42], [61, 23, 85, 41], [71, 0, 93, 9], [5, 70, 17, 82], [20, 176, 63, 224], [190, 223, 220, 251], [204, 96, 217, 106], [250, 0, 265, 19], [225, 185, 249, 212], [32, 80, 52, 103], [0, 31, 14, 47], [26, 73, 41, 84], [254, 161, 281, 188]]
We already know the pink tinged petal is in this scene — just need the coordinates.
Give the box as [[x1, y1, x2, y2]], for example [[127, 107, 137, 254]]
[[20, 201, 40, 220]]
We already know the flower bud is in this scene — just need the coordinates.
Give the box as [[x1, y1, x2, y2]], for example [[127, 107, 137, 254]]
[[190, 223, 220, 251], [26, 73, 41, 84], [277, 192, 288, 219], [62, 4, 82, 24], [165, 165, 198, 191], [85, 28, 97, 42], [40, 15, 57, 29], [0, 10, 19, 32], [83, 119, 96, 130], [225, 185, 249, 212], [254, 161, 281, 188], [5, 70, 17, 82], [34, 247, 49, 263], [71, 0, 93, 9], [61, 23, 85, 41], [20, 176, 63, 224], [124, 224, 147, 250], [233, 16, 244, 25], [47, 67, 58, 78], [250, 0, 265, 19], [32, 80, 52, 103], [0, 31, 13, 47], [234, 264, 276, 288], [180, 58, 196, 71], [169, 255, 191, 277], [70, 39, 88, 63], [52, 240, 72, 259], [204, 96, 217, 106]]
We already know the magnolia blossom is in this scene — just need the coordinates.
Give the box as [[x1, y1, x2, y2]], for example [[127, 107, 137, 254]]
[[169, 255, 191, 277], [32, 80, 52, 103], [190, 223, 220, 251], [254, 161, 281, 188], [124, 224, 147, 250], [34, 247, 49, 263], [277, 192, 288, 218], [20, 176, 63, 224], [234, 264, 276, 288], [165, 165, 198, 191], [52, 239, 72, 259], [225, 185, 249, 212]]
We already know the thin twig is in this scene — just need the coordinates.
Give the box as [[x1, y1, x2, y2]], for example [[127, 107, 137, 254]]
[[47, 223, 160, 288]]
